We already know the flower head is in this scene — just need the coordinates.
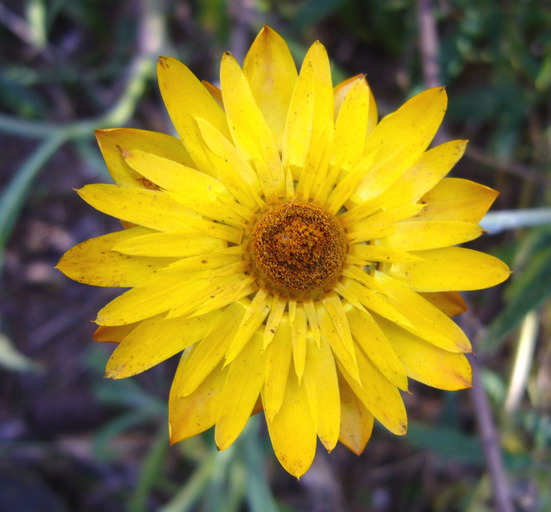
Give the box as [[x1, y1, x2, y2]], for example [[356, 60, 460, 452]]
[[58, 26, 510, 477]]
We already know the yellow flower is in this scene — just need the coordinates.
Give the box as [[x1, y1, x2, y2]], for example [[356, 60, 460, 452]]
[[57, 26, 510, 477]]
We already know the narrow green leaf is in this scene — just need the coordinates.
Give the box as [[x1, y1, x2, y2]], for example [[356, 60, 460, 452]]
[[0, 134, 66, 269], [0, 333, 43, 373], [242, 418, 280, 512], [158, 452, 217, 512], [402, 422, 530, 471], [484, 234, 551, 352], [128, 428, 170, 512]]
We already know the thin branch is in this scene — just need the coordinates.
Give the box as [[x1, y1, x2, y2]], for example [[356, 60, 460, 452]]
[[417, 3, 517, 508], [416, 1, 549, 186], [0, 0, 166, 271], [0, 3, 34, 45], [416, 0, 440, 89], [300, 451, 346, 512], [470, 356, 515, 512], [462, 312, 515, 512], [466, 145, 551, 184], [227, 0, 256, 62]]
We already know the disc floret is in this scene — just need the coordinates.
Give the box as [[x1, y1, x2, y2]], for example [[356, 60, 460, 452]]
[[250, 201, 347, 299]]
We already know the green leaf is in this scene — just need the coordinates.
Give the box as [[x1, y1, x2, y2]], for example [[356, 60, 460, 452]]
[[402, 422, 530, 471], [158, 453, 218, 512], [128, 428, 170, 512], [484, 230, 551, 352], [93, 412, 150, 462], [404, 422, 485, 465], [0, 333, 43, 373], [0, 134, 66, 270], [293, 0, 352, 30], [242, 418, 280, 512]]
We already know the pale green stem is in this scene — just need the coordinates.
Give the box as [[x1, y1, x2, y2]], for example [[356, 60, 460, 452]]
[[0, 32, 155, 271], [128, 427, 170, 512], [157, 450, 221, 512], [481, 208, 551, 234], [0, 133, 66, 269], [504, 311, 539, 414], [0, 0, 163, 271]]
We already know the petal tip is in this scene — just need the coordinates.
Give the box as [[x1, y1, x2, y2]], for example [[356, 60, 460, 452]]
[[157, 55, 170, 68]]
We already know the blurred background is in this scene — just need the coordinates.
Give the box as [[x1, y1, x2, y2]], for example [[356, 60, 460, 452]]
[[1, 0, 550, 511]]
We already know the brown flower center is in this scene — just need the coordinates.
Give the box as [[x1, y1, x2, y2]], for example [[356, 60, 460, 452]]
[[250, 201, 347, 299]]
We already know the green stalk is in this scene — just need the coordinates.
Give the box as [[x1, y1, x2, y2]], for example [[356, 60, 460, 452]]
[[0, 133, 66, 268]]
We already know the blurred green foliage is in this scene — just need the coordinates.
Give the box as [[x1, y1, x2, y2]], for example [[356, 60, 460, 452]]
[[1, 0, 550, 511]]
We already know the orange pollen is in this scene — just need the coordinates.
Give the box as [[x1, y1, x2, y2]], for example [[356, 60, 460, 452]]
[[250, 201, 347, 299]]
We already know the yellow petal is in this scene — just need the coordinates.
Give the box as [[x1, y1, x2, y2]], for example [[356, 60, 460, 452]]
[[264, 318, 292, 420], [157, 56, 229, 175], [122, 149, 227, 197], [93, 323, 137, 343], [220, 52, 284, 201], [113, 231, 226, 257], [303, 299, 321, 346], [282, 62, 314, 174], [418, 291, 467, 317], [365, 87, 447, 160], [78, 184, 243, 243], [282, 59, 314, 177], [303, 335, 340, 451], [77, 184, 195, 232], [334, 76, 358, 117], [338, 373, 374, 455], [297, 122, 333, 202], [380, 317, 472, 390], [344, 204, 424, 238], [196, 117, 263, 209], [352, 87, 447, 204], [317, 302, 360, 384], [326, 152, 376, 215], [347, 243, 420, 265], [346, 307, 408, 390], [416, 177, 499, 223], [290, 304, 308, 382], [169, 352, 227, 444], [300, 46, 334, 198], [158, 250, 243, 278], [178, 302, 246, 396], [105, 310, 218, 378], [283, 41, 333, 180], [380, 221, 484, 251], [95, 268, 202, 326], [264, 295, 287, 348], [225, 289, 271, 364], [304, 41, 334, 148], [215, 332, 265, 450], [374, 271, 472, 352], [338, 346, 407, 436], [56, 227, 173, 287], [243, 26, 298, 151], [389, 247, 511, 291], [333, 76, 377, 136], [122, 150, 249, 227], [365, 81, 378, 136], [95, 128, 195, 186], [380, 140, 468, 209], [264, 369, 317, 478], [336, 276, 412, 329], [190, 275, 257, 318], [321, 293, 355, 357], [98, 263, 247, 327], [202, 80, 223, 108], [332, 77, 371, 172]]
